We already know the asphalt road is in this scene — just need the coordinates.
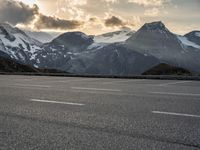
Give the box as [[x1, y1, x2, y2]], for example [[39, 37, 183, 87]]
[[0, 75, 200, 150]]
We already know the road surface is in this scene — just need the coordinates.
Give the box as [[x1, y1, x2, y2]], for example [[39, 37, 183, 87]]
[[0, 75, 200, 150]]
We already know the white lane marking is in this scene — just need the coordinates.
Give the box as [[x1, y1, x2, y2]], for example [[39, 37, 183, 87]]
[[13, 84, 51, 88], [71, 87, 121, 92], [30, 99, 85, 106], [152, 111, 200, 118], [7, 86, 50, 90], [158, 81, 191, 86], [70, 90, 141, 97], [47, 78, 101, 83], [150, 92, 200, 97], [102, 79, 145, 84], [71, 78, 101, 82], [17, 79, 32, 81]]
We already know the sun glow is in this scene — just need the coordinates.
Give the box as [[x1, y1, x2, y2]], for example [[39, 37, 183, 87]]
[[17, 0, 37, 5]]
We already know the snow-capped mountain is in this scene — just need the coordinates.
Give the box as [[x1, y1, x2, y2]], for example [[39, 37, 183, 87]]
[[184, 31, 200, 46], [126, 21, 184, 59], [0, 23, 42, 65], [47, 32, 94, 53], [34, 31, 158, 75], [94, 28, 135, 44], [177, 35, 200, 49], [0, 21, 200, 75], [125, 21, 200, 73], [78, 43, 159, 75], [39, 44, 159, 75], [33, 32, 94, 71]]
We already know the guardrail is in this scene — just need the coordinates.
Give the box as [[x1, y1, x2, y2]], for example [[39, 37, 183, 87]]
[[0, 72, 200, 81]]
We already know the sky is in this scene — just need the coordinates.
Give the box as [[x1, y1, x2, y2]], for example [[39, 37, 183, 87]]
[[0, 0, 200, 35]]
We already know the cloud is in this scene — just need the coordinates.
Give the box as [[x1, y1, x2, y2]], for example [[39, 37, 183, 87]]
[[128, 0, 170, 18], [55, 0, 87, 20], [36, 0, 142, 33], [104, 15, 140, 29], [144, 8, 160, 16], [0, 0, 84, 31], [0, 0, 143, 33], [102, 0, 118, 3], [0, 0, 38, 25], [34, 14, 84, 30], [105, 16, 124, 27], [128, 0, 168, 7], [89, 17, 98, 22]]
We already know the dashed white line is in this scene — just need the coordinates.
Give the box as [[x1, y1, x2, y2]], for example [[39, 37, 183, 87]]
[[71, 78, 101, 82], [150, 92, 200, 97], [102, 79, 145, 84], [71, 87, 121, 92], [30, 99, 85, 106], [13, 84, 51, 88], [157, 81, 191, 86], [152, 111, 200, 118], [47, 78, 101, 83], [17, 79, 32, 81]]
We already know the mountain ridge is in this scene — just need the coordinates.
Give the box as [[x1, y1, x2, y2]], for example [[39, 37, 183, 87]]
[[0, 21, 200, 75]]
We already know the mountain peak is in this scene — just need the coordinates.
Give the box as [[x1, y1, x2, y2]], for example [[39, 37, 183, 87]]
[[184, 30, 200, 46], [49, 31, 94, 52], [141, 21, 168, 31], [57, 31, 92, 41], [0, 23, 16, 41], [0, 22, 27, 36], [185, 30, 200, 38], [0, 22, 13, 29]]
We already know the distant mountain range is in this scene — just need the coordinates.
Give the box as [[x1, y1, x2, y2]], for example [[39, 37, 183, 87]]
[[24, 30, 55, 43], [0, 21, 200, 75]]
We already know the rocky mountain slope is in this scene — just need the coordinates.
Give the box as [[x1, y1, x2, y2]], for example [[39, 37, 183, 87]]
[[0, 22, 199, 75], [125, 21, 200, 73], [34, 32, 158, 75], [184, 31, 200, 46], [0, 56, 68, 73], [0, 56, 39, 72], [0, 23, 42, 66]]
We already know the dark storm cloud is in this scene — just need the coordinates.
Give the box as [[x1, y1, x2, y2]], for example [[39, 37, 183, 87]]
[[0, 0, 39, 25], [105, 16, 135, 28], [0, 0, 84, 30], [34, 14, 84, 30], [105, 16, 124, 27]]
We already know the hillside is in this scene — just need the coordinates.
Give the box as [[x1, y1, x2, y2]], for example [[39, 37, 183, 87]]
[[0, 56, 38, 72], [142, 63, 191, 75], [0, 57, 67, 73]]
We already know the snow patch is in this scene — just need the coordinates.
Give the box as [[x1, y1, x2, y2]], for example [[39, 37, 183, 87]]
[[195, 32, 200, 37], [0, 30, 42, 61], [115, 49, 120, 57], [87, 43, 105, 50], [94, 31, 133, 43], [177, 36, 200, 49], [67, 52, 73, 55], [74, 32, 89, 40]]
